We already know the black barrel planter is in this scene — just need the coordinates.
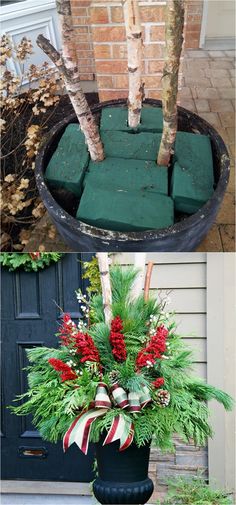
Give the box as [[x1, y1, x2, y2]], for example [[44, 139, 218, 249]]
[[35, 99, 230, 252], [93, 436, 153, 504]]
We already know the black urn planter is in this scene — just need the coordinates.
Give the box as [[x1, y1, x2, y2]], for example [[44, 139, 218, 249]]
[[35, 99, 230, 252], [93, 437, 153, 505]]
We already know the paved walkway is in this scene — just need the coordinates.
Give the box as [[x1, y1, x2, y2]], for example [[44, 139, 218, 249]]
[[25, 49, 235, 253], [179, 49, 235, 252]]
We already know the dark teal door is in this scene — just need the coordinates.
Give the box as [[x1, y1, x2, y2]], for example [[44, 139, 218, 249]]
[[1, 253, 95, 482]]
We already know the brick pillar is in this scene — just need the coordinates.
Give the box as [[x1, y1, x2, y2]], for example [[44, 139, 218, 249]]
[[185, 0, 204, 49]]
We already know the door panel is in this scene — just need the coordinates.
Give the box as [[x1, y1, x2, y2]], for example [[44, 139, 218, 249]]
[[206, 0, 235, 39], [0, 0, 60, 85], [1, 253, 95, 482]]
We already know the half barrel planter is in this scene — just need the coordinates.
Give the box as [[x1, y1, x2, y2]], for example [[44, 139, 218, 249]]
[[35, 99, 230, 252]]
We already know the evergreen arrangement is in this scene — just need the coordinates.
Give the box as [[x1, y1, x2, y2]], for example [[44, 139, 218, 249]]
[[11, 264, 233, 455]]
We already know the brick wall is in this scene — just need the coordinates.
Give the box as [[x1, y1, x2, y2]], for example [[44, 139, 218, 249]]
[[90, 0, 167, 101], [71, 0, 203, 100], [70, 0, 95, 81]]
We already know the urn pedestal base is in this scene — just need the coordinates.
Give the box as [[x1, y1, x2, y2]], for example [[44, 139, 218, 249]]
[[92, 436, 154, 505], [93, 477, 154, 504]]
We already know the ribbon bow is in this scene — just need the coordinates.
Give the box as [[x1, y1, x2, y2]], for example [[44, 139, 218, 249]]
[[63, 381, 151, 455]]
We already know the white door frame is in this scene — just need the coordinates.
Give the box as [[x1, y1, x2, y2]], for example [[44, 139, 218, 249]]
[[0, 0, 56, 21], [199, 0, 208, 48]]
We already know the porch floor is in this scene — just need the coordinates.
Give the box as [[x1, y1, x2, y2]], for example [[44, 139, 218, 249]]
[[1, 495, 95, 505], [1, 494, 157, 505], [24, 49, 235, 253]]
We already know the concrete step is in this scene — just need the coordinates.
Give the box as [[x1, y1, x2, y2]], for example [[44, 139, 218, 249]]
[[1, 495, 96, 505]]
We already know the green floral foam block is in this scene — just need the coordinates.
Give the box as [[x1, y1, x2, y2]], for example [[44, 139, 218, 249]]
[[101, 131, 162, 161], [171, 132, 214, 214], [84, 157, 168, 195], [44, 124, 90, 197], [100, 107, 163, 133], [76, 183, 174, 232]]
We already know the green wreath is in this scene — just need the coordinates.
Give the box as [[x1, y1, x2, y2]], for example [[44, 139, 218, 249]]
[[0, 253, 63, 272]]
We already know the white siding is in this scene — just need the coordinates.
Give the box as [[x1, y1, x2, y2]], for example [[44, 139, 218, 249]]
[[113, 253, 207, 379]]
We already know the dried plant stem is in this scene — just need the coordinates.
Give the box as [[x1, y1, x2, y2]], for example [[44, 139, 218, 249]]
[[37, 0, 104, 162], [157, 0, 185, 166], [123, 0, 144, 127], [144, 262, 154, 301], [96, 253, 112, 327]]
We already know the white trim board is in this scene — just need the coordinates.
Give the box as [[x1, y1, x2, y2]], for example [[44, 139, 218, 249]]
[[1, 481, 91, 496], [199, 0, 208, 48], [206, 253, 236, 493], [203, 37, 235, 50], [0, 0, 56, 20]]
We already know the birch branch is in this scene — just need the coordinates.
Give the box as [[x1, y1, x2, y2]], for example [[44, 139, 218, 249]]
[[144, 262, 154, 301], [123, 0, 144, 127], [37, 35, 67, 74], [37, 0, 104, 162], [97, 253, 112, 327], [131, 253, 146, 300], [157, 0, 185, 166]]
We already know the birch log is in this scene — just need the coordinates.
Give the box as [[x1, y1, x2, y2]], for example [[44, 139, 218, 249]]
[[37, 0, 104, 162], [123, 0, 144, 128], [131, 253, 146, 300], [97, 253, 112, 327], [157, 0, 185, 166], [144, 262, 154, 301]]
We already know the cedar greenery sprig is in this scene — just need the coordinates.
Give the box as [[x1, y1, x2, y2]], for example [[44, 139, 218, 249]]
[[10, 265, 234, 451], [0, 252, 63, 271]]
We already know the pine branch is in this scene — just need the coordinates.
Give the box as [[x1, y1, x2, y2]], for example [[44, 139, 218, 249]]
[[89, 322, 115, 371], [187, 380, 234, 411]]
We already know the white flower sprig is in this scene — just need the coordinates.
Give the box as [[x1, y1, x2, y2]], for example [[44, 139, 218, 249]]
[[75, 289, 90, 329]]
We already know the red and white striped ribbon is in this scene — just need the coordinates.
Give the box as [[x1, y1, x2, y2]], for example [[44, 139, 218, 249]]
[[139, 385, 152, 408], [63, 383, 152, 454], [95, 382, 112, 408], [128, 392, 141, 413], [103, 415, 134, 451], [110, 382, 129, 409], [63, 408, 108, 455], [63, 410, 134, 454]]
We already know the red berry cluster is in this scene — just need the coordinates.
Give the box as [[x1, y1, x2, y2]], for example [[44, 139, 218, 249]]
[[58, 313, 77, 346], [48, 358, 77, 382], [152, 377, 165, 388], [109, 316, 127, 362], [58, 313, 100, 364], [75, 332, 100, 363], [136, 325, 168, 369]]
